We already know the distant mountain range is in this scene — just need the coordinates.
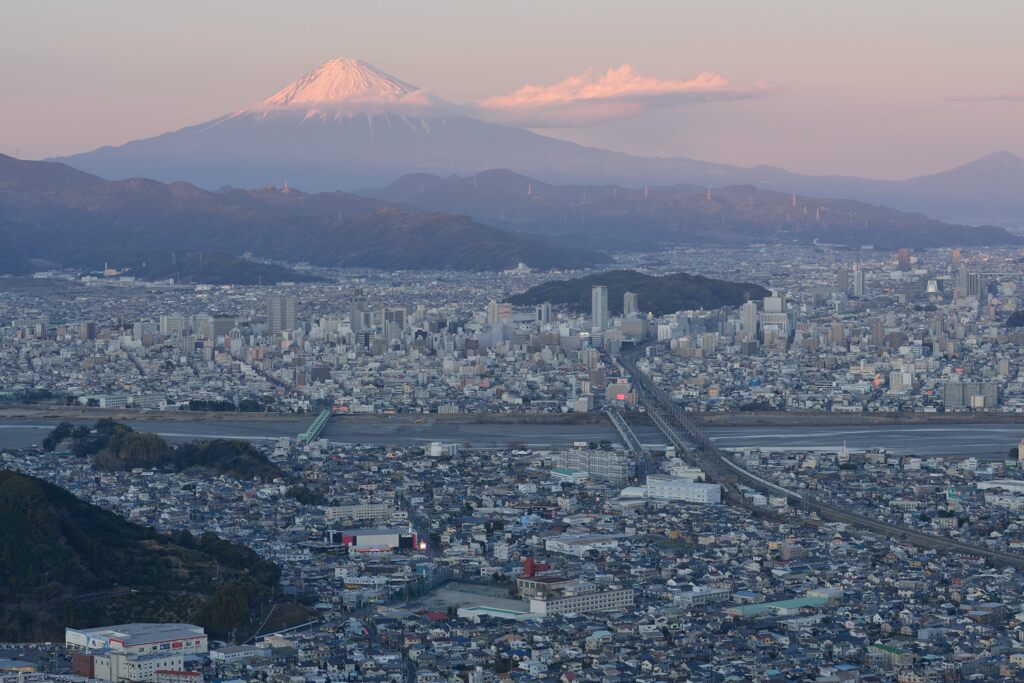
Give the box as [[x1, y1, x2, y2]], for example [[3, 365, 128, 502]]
[[52, 58, 1024, 228], [0, 154, 605, 279], [366, 170, 1021, 249], [0, 469, 282, 641], [508, 269, 769, 316]]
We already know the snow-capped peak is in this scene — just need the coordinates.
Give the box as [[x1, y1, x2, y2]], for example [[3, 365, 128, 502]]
[[250, 58, 445, 113]]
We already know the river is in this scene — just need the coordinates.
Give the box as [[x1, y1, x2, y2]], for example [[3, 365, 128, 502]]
[[0, 417, 1018, 459]]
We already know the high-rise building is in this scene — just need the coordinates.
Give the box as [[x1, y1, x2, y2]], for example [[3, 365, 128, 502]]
[[869, 318, 885, 347], [740, 301, 759, 341], [267, 293, 296, 333], [896, 248, 911, 272], [835, 267, 849, 294], [758, 293, 789, 344], [852, 265, 865, 298], [623, 291, 639, 318], [383, 306, 408, 341], [487, 301, 512, 325], [591, 286, 609, 332], [159, 315, 185, 335], [350, 288, 368, 332], [969, 273, 985, 302], [383, 306, 408, 329], [536, 302, 552, 324]]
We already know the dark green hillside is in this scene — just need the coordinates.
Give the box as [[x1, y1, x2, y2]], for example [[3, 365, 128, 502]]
[[0, 470, 288, 641], [509, 269, 768, 316], [47, 419, 284, 482]]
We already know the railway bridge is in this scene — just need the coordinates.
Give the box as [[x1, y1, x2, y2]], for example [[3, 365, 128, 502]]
[[619, 342, 1024, 570]]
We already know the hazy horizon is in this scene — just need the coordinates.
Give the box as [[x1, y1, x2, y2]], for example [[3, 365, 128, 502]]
[[3, 0, 1023, 179]]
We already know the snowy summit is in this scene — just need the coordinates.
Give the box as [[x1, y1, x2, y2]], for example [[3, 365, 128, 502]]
[[248, 58, 444, 113]]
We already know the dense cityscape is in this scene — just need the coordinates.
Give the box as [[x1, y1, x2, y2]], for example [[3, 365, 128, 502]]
[[4, 242, 1024, 682], [5, 4, 1024, 682]]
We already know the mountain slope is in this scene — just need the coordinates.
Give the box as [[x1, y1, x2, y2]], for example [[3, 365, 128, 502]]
[[52, 59, 1024, 226], [0, 469, 281, 641], [41, 57, 800, 195], [509, 269, 769, 316], [366, 170, 1021, 249], [0, 154, 606, 274]]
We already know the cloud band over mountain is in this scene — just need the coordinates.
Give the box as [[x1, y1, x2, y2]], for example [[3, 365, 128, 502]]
[[475, 65, 773, 127]]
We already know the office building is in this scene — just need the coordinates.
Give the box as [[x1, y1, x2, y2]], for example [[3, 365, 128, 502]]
[[623, 291, 639, 318], [759, 295, 790, 345], [852, 265, 865, 297], [267, 293, 296, 334], [349, 288, 368, 332], [382, 306, 408, 341], [740, 301, 759, 341], [487, 301, 512, 325], [897, 248, 911, 271], [591, 286, 609, 332], [834, 267, 849, 294], [158, 315, 185, 335], [536, 301, 552, 324]]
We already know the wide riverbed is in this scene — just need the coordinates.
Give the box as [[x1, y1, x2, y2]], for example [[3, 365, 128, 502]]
[[0, 416, 1019, 458]]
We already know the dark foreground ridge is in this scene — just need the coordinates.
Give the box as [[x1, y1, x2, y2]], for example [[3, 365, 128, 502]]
[[0, 469, 297, 641]]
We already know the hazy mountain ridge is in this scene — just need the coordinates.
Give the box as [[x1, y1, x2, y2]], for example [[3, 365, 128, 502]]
[[367, 170, 1021, 249], [0, 154, 606, 276], [51, 59, 1024, 226]]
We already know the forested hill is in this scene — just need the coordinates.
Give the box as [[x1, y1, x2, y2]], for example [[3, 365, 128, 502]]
[[0, 469, 288, 641], [509, 269, 769, 316]]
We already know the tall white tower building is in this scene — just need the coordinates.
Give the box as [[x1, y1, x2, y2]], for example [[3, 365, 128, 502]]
[[591, 286, 609, 332]]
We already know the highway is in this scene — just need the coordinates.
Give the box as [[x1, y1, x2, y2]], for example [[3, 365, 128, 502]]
[[619, 343, 1024, 570]]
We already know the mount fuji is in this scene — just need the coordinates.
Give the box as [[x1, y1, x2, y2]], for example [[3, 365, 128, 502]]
[[55, 58, 1024, 227], [58, 58, 657, 192]]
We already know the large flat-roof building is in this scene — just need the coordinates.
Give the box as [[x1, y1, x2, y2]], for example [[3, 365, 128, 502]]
[[66, 623, 208, 656], [67, 623, 206, 683]]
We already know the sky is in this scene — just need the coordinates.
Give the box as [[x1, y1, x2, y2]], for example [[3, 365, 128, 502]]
[[2, 0, 1023, 179]]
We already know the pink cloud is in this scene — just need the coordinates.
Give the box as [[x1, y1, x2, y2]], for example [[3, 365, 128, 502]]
[[476, 65, 772, 127]]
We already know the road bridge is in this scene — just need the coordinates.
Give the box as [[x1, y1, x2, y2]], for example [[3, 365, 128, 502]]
[[605, 405, 657, 479], [619, 343, 1024, 570]]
